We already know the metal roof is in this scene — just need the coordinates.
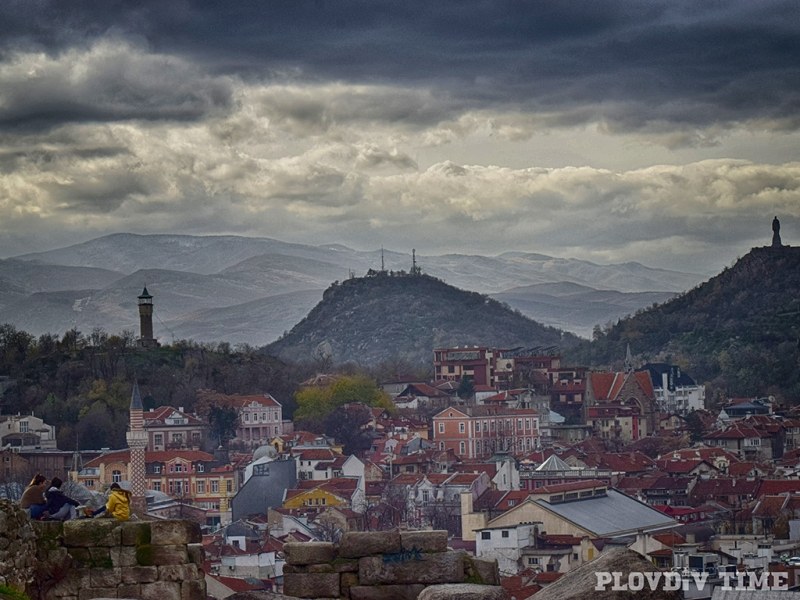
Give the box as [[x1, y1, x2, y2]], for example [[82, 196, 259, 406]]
[[534, 489, 676, 537]]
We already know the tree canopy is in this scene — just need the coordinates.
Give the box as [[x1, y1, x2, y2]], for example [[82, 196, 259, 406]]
[[293, 374, 393, 430]]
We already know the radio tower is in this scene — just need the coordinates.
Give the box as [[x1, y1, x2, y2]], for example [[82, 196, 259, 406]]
[[411, 249, 421, 276]]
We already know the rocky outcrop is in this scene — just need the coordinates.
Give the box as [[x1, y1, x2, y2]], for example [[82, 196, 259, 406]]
[[0, 501, 206, 600], [283, 530, 504, 600]]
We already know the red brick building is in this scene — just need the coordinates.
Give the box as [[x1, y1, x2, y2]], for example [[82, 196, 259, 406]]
[[432, 405, 540, 459]]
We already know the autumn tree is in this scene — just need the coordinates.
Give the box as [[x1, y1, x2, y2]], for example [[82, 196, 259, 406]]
[[293, 374, 393, 430]]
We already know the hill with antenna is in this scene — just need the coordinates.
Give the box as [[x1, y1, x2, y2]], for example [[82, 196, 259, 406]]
[[264, 271, 581, 367]]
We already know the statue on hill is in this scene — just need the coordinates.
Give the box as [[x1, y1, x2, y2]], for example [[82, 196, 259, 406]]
[[773, 216, 783, 248]]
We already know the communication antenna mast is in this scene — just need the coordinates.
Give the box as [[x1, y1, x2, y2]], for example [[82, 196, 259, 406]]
[[381, 246, 385, 272], [411, 249, 421, 276]]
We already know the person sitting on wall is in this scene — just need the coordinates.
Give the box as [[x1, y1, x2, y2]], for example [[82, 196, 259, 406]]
[[20, 473, 48, 519], [44, 477, 80, 521], [86, 482, 132, 521]]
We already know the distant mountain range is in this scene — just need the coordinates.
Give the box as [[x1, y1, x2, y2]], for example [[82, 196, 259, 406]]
[[1, 233, 705, 345]]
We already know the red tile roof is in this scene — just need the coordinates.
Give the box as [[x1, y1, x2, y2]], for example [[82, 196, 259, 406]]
[[756, 480, 800, 497]]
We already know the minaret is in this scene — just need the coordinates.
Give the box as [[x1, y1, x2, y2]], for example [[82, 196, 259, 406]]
[[137, 286, 157, 348], [127, 380, 148, 515]]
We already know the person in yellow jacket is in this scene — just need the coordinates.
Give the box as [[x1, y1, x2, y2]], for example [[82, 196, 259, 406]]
[[87, 482, 132, 520]]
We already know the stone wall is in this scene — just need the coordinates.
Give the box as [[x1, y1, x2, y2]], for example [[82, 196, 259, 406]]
[[0, 500, 206, 600], [283, 530, 503, 600]]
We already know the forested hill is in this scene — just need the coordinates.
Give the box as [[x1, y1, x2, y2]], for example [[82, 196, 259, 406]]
[[265, 272, 581, 367], [570, 246, 800, 399]]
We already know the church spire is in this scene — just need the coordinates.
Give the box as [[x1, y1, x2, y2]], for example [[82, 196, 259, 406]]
[[624, 343, 634, 373]]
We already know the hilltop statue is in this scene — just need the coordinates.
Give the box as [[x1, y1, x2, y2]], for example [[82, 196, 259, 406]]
[[772, 216, 782, 248]]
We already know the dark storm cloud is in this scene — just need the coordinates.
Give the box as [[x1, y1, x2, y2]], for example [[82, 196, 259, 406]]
[[0, 1, 797, 134], [0, 37, 232, 132]]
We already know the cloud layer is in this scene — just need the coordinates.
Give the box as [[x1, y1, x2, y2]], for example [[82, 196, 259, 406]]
[[0, 1, 798, 274]]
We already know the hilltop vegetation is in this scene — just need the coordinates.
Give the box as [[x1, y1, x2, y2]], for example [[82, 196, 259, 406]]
[[569, 247, 800, 402], [0, 326, 308, 450], [266, 271, 581, 367]]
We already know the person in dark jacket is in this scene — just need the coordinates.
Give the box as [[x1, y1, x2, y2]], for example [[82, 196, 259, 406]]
[[44, 477, 79, 521]]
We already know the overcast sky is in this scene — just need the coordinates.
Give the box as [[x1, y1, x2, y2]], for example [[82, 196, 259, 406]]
[[0, 1, 798, 274]]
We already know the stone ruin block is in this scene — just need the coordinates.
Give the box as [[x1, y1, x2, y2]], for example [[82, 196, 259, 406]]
[[339, 530, 402, 558], [283, 572, 340, 599], [63, 520, 121, 547], [359, 551, 465, 585], [400, 530, 449, 553], [349, 584, 426, 600], [149, 520, 202, 546], [284, 541, 337, 565]]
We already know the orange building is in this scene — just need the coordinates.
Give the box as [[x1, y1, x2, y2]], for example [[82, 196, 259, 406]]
[[76, 448, 236, 526]]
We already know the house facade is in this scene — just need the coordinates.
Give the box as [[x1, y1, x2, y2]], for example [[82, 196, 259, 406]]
[[0, 413, 57, 450], [641, 363, 705, 416], [584, 370, 658, 436], [231, 394, 287, 448], [432, 406, 540, 459], [143, 406, 208, 451]]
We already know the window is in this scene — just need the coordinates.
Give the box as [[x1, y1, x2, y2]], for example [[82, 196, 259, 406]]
[[254, 464, 270, 476], [197, 463, 204, 473], [244, 413, 250, 422], [152, 481, 161, 492], [153, 465, 161, 474], [517, 419, 523, 430], [112, 470, 122, 483], [527, 557, 539, 565], [211, 480, 219, 493], [197, 481, 205, 494], [438, 423, 445, 434], [422, 490, 430, 502], [154, 434, 163, 447], [226, 480, 233, 493], [573, 553, 579, 561], [19, 421, 29, 433], [459, 441, 466, 454], [459, 422, 465, 434], [481, 531, 491, 540], [171, 433, 182, 444], [501, 530, 509, 538], [273, 411, 279, 421]]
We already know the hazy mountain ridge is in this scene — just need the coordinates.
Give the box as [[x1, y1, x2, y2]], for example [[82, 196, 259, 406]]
[[3, 233, 706, 345], [492, 282, 677, 338], [266, 273, 581, 367]]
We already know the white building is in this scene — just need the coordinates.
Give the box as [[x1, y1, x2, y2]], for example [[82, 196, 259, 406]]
[[0, 413, 56, 450], [642, 364, 705, 415]]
